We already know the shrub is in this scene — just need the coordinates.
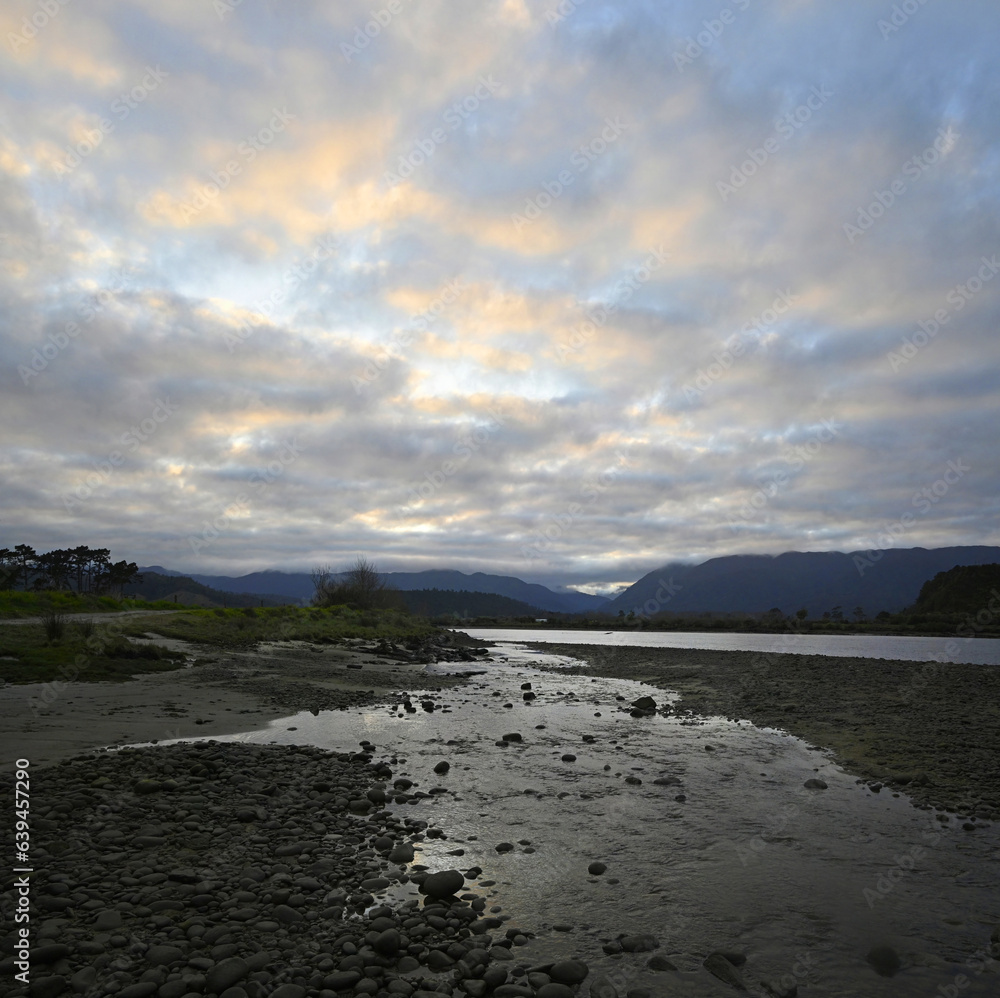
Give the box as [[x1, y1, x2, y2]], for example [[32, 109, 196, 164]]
[[42, 609, 65, 642]]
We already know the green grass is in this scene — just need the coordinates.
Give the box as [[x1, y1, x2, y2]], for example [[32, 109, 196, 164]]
[[0, 590, 179, 619], [124, 604, 440, 650], [0, 619, 187, 684]]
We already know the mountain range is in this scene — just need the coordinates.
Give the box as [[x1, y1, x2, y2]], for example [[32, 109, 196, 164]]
[[607, 546, 1000, 617], [141, 545, 1000, 617], [138, 567, 608, 613]]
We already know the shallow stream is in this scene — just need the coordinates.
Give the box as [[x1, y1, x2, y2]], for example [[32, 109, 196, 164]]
[[192, 643, 1000, 996]]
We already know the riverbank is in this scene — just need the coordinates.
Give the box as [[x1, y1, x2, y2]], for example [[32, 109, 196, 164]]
[[0, 637, 480, 769], [523, 642, 1000, 818], [0, 741, 611, 998]]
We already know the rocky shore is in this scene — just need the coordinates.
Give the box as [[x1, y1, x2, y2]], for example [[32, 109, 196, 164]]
[[1, 742, 653, 998], [524, 642, 1000, 819]]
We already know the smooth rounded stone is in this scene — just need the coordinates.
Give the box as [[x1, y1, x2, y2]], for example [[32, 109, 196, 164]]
[[632, 696, 657, 711], [433, 761, 450, 774], [323, 971, 361, 991], [396, 956, 420, 973], [646, 955, 677, 972], [587, 862, 607, 875], [482, 967, 509, 988], [549, 960, 588, 985], [34, 944, 71, 964], [147, 945, 185, 967], [218, 989, 248, 998], [118, 984, 158, 998], [589, 974, 619, 998], [422, 869, 465, 898], [94, 910, 123, 930], [804, 778, 828, 790], [625, 990, 652, 998], [255, 920, 280, 933], [269, 986, 306, 998], [490, 947, 514, 962], [522, 692, 536, 701], [494, 842, 514, 853], [426, 950, 455, 971], [134, 780, 162, 795], [464, 981, 488, 998], [501, 733, 522, 743], [652, 777, 681, 786], [703, 953, 746, 990], [360, 877, 391, 892], [373, 929, 401, 956], [71, 967, 97, 994], [207, 957, 250, 993], [866, 945, 901, 977], [157, 981, 190, 998], [619, 934, 659, 953], [536, 985, 575, 998], [561, 754, 577, 763], [388, 842, 416, 864], [31, 977, 68, 998], [494, 986, 533, 998], [273, 904, 305, 924]]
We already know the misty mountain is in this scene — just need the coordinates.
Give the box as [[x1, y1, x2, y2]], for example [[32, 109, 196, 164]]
[[606, 546, 1000, 617], [137, 567, 608, 613]]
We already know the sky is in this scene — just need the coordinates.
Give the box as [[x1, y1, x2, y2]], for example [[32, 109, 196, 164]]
[[1, 0, 999, 596]]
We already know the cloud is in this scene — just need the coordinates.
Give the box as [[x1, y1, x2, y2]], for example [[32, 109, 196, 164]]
[[2, 0, 998, 588]]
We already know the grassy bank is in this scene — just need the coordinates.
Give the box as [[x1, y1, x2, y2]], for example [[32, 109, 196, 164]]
[[0, 590, 178, 619], [121, 604, 441, 650], [0, 600, 443, 684], [0, 617, 186, 683]]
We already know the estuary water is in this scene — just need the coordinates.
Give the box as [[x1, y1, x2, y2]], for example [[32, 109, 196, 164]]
[[202, 642, 1000, 997], [461, 627, 1000, 665]]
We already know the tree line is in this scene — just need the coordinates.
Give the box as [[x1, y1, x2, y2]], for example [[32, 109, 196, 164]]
[[0, 544, 142, 598]]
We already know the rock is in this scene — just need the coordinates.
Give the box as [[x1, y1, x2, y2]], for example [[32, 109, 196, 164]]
[[422, 869, 465, 898], [270, 986, 306, 998], [70, 967, 96, 994], [434, 761, 450, 774], [207, 958, 250, 993], [30, 978, 68, 998], [804, 778, 828, 790], [495, 842, 515, 853], [34, 944, 71, 964], [118, 985, 157, 998], [389, 843, 415, 864], [523, 692, 536, 701], [373, 928, 401, 955], [549, 960, 589, 985], [703, 952, 747, 990], [536, 986, 575, 998], [647, 955, 677, 972], [561, 754, 577, 763], [501, 733, 522, 742], [866, 945, 901, 977], [146, 944, 184, 966], [93, 910, 122, 930], [620, 934, 659, 952], [587, 862, 607, 875], [632, 696, 657, 711], [589, 975, 619, 998], [324, 971, 361, 991]]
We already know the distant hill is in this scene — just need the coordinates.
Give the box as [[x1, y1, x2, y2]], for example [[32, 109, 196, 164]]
[[139, 567, 608, 614], [607, 546, 1000, 617], [912, 563, 1000, 614], [125, 571, 294, 609], [397, 589, 547, 619]]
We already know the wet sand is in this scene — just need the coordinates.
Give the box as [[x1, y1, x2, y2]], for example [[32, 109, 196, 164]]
[[523, 642, 1000, 818]]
